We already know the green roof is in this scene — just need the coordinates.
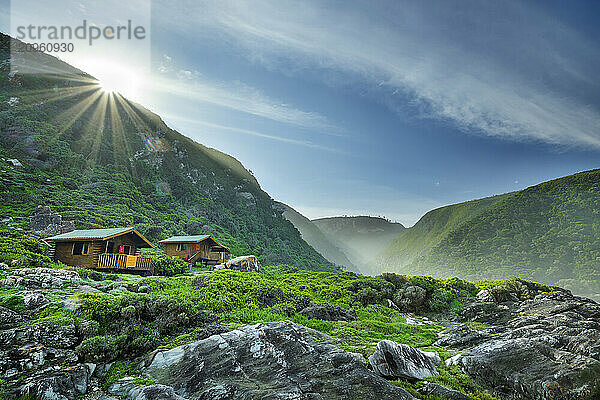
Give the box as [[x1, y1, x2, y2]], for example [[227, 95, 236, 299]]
[[46, 227, 154, 248], [159, 235, 230, 251], [158, 235, 211, 244]]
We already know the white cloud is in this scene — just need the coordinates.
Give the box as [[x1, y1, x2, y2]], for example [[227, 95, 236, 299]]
[[153, 56, 339, 134], [163, 0, 600, 148], [162, 113, 344, 153]]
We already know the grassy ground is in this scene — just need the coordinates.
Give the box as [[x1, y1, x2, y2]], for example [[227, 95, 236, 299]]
[[0, 230, 543, 399]]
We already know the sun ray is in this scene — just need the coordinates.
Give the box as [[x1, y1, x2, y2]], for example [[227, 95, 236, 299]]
[[50, 87, 104, 141], [82, 92, 110, 169], [113, 93, 154, 134], [107, 93, 135, 172]]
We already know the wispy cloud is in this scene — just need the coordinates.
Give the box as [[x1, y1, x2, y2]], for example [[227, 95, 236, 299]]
[[163, 113, 345, 154], [153, 55, 340, 134], [160, 0, 600, 148]]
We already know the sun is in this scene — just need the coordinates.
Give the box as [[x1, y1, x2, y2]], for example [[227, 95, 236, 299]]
[[97, 65, 141, 99], [76, 58, 143, 100]]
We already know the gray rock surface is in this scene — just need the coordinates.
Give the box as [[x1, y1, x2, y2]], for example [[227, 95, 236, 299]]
[[2, 268, 82, 288], [299, 303, 357, 321], [417, 383, 473, 400], [476, 289, 495, 303], [0, 306, 22, 329], [439, 290, 600, 400], [368, 340, 440, 380], [393, 285, 427, 312], [0, 323, 79, 380], [435, 325, 490, 350], [141, 321, 416, 400], [23, 292, 49, 309], [19, 364, 93, 400]]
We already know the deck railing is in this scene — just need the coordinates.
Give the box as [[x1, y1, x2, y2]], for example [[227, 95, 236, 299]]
[[98, 253, 153, 272]]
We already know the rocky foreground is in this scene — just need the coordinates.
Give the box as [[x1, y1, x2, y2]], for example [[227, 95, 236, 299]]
[[1, 267, 599, 400], [443, 289, 600, 399]]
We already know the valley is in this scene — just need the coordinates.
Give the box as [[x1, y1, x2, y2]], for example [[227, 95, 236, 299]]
[[0, 32, 599, 400]]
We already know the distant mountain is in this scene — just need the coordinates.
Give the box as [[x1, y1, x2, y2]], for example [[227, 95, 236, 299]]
[[278, 203, 360, 273], [372, 195, 508, 275], [0, 34, 334, 270], [312, 216, 406, 274], [374, 170, 600, 296]]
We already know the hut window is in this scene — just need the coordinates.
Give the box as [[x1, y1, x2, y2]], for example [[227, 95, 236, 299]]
[[106, 241, 115, 253], [73, 242, 90, 255], [177, 243, 187, 252], [123, 245, 131, 255]]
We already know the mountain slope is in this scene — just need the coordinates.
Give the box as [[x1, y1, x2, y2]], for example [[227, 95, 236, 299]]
[[312, 216, 405, 274], [372, 194, 508, 275], [375, 170, 600, 295], [0, 33, 334, 270], [278, 202, 360, 272]]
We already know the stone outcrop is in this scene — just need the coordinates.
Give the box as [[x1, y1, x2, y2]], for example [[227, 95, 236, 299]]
[[298, 303, 357, 321], [29, 205, 74, 235], [438, 290, 600, 400], [435, 325, 490, 350], [368, 340, 440, 380], [417, 383, 473, 400], [137, 321, 416, 400], [393, 285, 428, 312], [1, 268, 82, 288]]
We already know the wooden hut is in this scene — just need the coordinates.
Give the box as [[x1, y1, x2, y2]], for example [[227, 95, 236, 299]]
[[159, 235, 230, 265], [46, 227, 154, 274]]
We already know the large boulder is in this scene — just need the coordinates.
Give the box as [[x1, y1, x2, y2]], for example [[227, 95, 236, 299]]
[[0, 306, 22, 329], [18, 364, 93, 400], [460, 301, 511, 324], [23, 292, 49, 309], [417, 383, 473, 400], [215, 255, 261, 272], [368, 340, 440, 380], [459, 338, 600, 400], [0, 323, 79, 380], [299, 303, 357, 321], [139, 321, 416, 400], [393, 285, 427, 312], [434, 325, 490, 350], [3, 268, 82, 289], [440, 290, 600, 400]]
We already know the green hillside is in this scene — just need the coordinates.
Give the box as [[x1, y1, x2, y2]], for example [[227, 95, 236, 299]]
[[372, 194, 508, 275], [0, 34, 333, 270], [313, 216, 405, 274], [375, 170, 600, 296], [279, 202, 360, 272]]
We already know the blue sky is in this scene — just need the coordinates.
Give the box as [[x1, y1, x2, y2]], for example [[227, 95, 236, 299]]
[[2, 0, 600, 225]]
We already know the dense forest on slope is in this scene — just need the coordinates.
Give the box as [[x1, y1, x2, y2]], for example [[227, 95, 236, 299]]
[[313, 216, 406, 274], [278, 202, 359, 272], [375, 171, 600, 296], [372, 195, 508, 275], [0, 34, 333, 270]]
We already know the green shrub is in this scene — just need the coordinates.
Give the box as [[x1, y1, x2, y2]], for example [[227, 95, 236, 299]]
[[0, 294, 25, 312], [103, 361, 139, 390], [139, 248, 188, 277], [132, 377, 155, 386], [0, 229, 54, 268], [76, 335, 118, 362]]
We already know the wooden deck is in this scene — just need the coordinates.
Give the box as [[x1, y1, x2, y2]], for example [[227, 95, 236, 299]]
[[97, 253, 153, 274]]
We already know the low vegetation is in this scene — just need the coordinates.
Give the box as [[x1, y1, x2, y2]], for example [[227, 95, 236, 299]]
[[0, 228, 535, 399], [375, 170, 600, 297]]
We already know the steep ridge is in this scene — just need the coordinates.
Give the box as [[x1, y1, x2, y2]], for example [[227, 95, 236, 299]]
[[278, 202, 360, 272], [375, 170, 600, 297], [313, 216, 406, 274], [0, 33, 333, 270], [372, 194, 508, 275]]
